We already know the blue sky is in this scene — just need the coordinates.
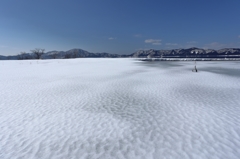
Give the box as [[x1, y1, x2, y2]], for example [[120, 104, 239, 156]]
[[1, 0, 240, 55]]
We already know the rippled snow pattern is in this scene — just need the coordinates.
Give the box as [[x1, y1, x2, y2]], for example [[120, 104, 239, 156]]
[[0, 59, 240, 159]]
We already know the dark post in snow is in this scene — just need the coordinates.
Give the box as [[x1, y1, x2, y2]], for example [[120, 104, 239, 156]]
[[192, 61, 198, 72], [31, 48, 45, 59]]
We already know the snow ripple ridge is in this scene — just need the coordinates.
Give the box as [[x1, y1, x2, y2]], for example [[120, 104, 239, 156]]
[[0, 59, 240, 159]]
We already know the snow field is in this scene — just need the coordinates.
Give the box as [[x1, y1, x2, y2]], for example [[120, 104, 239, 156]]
[[0, 59, 240, 159]]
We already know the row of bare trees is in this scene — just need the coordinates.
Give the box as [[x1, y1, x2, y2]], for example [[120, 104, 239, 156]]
[[18, 48, 45, 60], [18, 48, 81, 60]]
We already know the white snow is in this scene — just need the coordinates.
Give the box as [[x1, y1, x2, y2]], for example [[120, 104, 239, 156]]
[[0, 59, 240, 159]]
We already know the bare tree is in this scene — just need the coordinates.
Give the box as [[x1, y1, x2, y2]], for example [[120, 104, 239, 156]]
[[73, 50, 78, 58], [51, 52, 58, 59], [31, 48, 45, 59], [64, 53, 71, 59], [18, 52, 26, 60]]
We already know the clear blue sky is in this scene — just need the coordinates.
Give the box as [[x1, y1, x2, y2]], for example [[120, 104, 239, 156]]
[[1, 0, 240, 55]]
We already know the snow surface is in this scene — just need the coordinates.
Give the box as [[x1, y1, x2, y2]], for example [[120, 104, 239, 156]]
[[0, 59, 240, 159]]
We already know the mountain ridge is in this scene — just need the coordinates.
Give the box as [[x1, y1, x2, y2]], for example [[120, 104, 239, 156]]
[[1, 47, 240, 60]]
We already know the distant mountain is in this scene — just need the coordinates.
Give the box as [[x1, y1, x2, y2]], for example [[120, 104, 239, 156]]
[[1, 48, 240, 60], [131, 48, 240, 58], [0, 49, 126, 60], [42, 49, 119, 59]]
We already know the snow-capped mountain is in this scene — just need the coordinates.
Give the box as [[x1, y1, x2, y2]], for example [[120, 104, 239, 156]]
[[131, 48, 240, 58], [0, 48, 240, 60]]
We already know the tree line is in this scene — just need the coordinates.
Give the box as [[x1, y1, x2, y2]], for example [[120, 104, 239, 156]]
[[18, 48, 81, 60]]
